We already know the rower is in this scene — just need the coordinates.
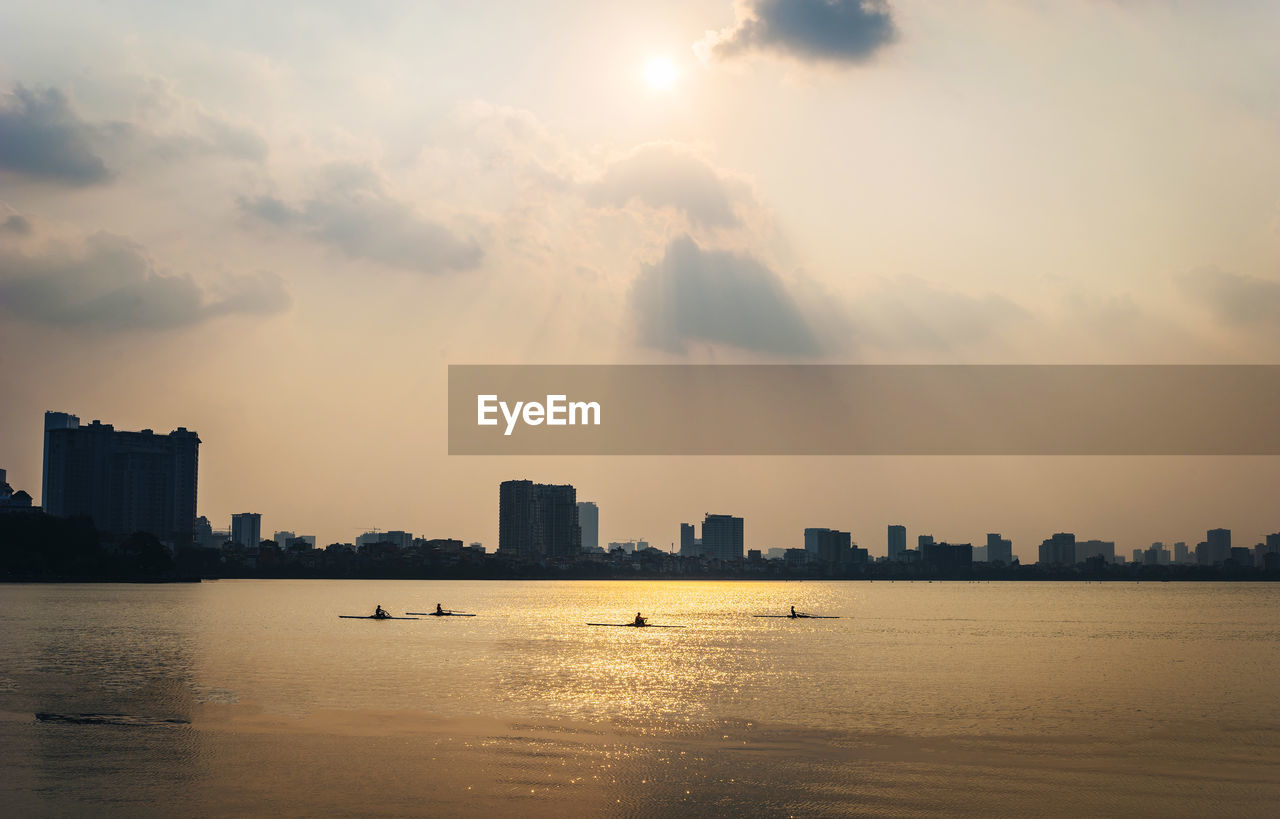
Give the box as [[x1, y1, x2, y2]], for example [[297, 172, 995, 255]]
[[633, 612, 647, 627], [436, 603, 444, 615], [790, 606, 797, 619], [375, 605, 388, 619]]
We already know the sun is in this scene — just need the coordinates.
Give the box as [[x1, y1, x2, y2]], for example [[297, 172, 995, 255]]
[[644, 55, 678, 91]]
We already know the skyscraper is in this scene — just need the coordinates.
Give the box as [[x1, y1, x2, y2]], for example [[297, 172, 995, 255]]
[[1038, 532, 1076, 566], [498, 480, 581, 559], [804, 527, 851, 564], [986, 533, 1013, 565], [679, 522, 698, 556], [888, 524, 906, 561], [231, 513, 262, 548], [42, 412, 200, 547], [577, 501, 599, 551], [701, 514, 744, 561]]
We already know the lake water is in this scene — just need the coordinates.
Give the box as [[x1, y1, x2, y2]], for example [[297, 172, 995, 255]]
[[1, 580, 1277, 816]]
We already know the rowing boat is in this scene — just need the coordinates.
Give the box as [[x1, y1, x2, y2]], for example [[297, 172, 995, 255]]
[[753, 614, 840, 619], [406, 612, 476, 617], [338, 615, 419, 620], [586, 622, 685, 628]]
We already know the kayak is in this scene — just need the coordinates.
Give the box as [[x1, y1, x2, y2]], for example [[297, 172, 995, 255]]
[[338, 615, 419, 620], [406, 612, 476, 617], [753, 614, 840, 619], [586, 622, 685, 628]]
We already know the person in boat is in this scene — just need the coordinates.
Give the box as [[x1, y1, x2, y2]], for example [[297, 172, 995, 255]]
[[633, 612, 647, 627], [790, 606, 797, 619], [435, 603, 444, 616], [374, 605, 388, 619]]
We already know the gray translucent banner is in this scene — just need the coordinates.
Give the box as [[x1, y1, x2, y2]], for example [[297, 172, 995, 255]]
[[448, 365, 1280, 455]]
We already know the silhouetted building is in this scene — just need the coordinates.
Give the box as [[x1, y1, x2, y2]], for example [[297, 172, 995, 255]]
[[358, 530, 411, 549], [42, 412, 200, 547], [702, 514, 744, 561], [498, 479, 581, 559], [986, 533, 1013, 565], [1038, 532, 1076, 566], [1174, 541, 1190, 564], [577, 502, 599, 551], [680, 522, 698, 557], [608, 539, 649, 553], [1229, 547, 1253, 566], [0, 468, 36, 514], [195, 515, 215, 548], [888, 524, 907, 561], [922, 541, 972, 571], [1075, 539, 1115, 564], [231, 513, 261, 548], [1207, 528, 1231, 565], [805, 527, 851, 564]]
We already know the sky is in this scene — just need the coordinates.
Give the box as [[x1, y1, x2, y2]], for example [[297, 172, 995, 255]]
[[2, 0, 1279, 559]]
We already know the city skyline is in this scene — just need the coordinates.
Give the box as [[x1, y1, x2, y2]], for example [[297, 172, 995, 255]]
[[2, 1, 1280, 572], [11, 408, 1280, 566]]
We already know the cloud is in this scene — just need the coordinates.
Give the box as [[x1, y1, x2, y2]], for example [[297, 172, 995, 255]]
[[697, 0, 897, 65], [0, 227, 289, 331], [240, 163, 483, 274], [631, 235, 821, 356], [1, 207, 32, 236], [848, 276, 1028, 350], [0, 86, 111, 185], [588, 144, 747, 228], [1180, 269, 1280, 326]]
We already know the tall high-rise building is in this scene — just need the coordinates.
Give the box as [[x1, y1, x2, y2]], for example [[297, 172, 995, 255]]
[[498, 480, 581, 559], [42, 412, 200, 547], [1206, 528, 1231, 565], [804, 527, 851, 564], [231, 513, 262, 548], [679, 522, 698, 556], [986, 533, 1013, 565], [577, 501, 599, 551], [888, 525, 907, 561], [701, 514, 744, 561], [1075, 539, 1116, 564], [42, 411, 79, 508], [1038, 532, 1076, 566]]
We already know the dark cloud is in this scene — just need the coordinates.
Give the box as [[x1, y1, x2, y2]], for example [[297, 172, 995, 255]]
[[1, 214, 32, 236], [631, 235, 821, 356], [0, 86, 111, 185], [240, 163, 483, 274], [0, 230, 289, 331], [1180, 269, 1280, 326], [699, 0, 897, 64], [847, 276, 1028, 350], [589, 145, 743, 228]]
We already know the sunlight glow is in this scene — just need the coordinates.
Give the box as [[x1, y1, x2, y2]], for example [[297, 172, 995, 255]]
[[644, 56, 678, 91]]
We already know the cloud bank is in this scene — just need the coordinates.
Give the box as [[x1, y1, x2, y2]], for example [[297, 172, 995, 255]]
[[588, 144, 746, 228], [1180, 269, 1280, 327], [697, 0, 897, 65], [240, 163, 483, 274], [0, 87, 111, 185], [0, 226, 289, 331], [631, 235, 821, 356]]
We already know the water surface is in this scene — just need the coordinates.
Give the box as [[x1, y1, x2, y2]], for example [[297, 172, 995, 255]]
[[1, 580, 1277, 815]]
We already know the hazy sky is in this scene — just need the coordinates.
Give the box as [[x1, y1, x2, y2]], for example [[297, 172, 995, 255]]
[[2, 0, 1279, 558]]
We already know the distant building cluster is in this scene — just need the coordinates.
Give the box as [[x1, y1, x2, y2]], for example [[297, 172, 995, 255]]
[[8, 410, 1280, 580]]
